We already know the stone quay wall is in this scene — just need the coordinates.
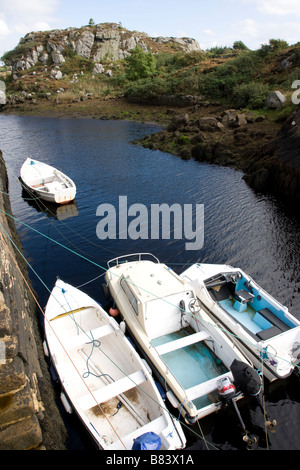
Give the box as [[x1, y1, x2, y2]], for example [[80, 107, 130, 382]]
[[0, 151, 67, 450]]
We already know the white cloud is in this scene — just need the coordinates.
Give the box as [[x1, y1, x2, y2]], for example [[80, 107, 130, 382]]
[[0, 14, 10, 37], [238, 0, 300, 17], [203, 29, 214, 36], [0, 0, 59, 20], [0, 0, 59, 57], [234, 19, 259, 38], [256, 0, 300, 16]]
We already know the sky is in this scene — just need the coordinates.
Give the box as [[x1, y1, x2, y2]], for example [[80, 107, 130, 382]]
[[0, 0, 300, 59]]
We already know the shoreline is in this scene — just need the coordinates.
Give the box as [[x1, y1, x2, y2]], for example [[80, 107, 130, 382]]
[[1, 96, 299, 208]]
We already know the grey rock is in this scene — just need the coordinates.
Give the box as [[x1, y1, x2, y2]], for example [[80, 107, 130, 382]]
[[93, 63, 105, 74], [265, 91, 286, 108], [76, 31, 94, 58]]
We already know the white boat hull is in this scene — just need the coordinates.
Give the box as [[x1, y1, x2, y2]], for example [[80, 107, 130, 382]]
[[20, 158, 76, 204], [44, 279, 186, 450], [180, 263, 300, 382]]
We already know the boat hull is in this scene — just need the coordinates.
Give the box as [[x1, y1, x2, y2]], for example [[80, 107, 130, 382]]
[[180, 263, 300, 382], [44, 279, 186, 450], [20, 158, 76, 204]]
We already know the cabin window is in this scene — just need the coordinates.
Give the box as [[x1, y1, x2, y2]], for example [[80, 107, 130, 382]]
[[120, 278, 139, 316]]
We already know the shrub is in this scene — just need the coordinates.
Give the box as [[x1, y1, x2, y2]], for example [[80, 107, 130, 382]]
[[125, 46, 156, 80], [233, 41, 249, 51], [125, 77, 169, 100], [1, 41, 37, 64], [232, 81, 270, 108]]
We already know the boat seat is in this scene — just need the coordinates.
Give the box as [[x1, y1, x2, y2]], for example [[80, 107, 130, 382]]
[[154, 330, 210, 356], [256, 326, 282, 340], [186, 372, 233, 401], [106, 415, 166, 450], [65, 323, 114, 350], [258, 308, 290, 332], [77, 370, 147, 411]]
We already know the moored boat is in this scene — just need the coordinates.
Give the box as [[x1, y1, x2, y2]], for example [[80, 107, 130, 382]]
[[104, 253, 258, 426], [44, 278, 186, 450], [180, 263, 300, 382], [20, 158, 76, 204]]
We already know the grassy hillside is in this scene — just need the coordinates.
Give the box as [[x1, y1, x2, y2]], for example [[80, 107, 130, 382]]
[[1, 33, 299, 120]]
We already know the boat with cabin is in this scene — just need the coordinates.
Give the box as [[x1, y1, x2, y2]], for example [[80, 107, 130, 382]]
[[43, 278, 186, 450], [104, 253, 257, 425], [180, 263, 300, 382]]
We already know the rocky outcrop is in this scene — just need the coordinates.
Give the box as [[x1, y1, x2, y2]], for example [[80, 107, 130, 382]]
[[0, 151, 67, 449], [7, 23, 201, 75], [243, 108, 300, 205]]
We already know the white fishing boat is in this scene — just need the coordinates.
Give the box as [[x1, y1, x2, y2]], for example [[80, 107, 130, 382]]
[[44, 279, 186, 451], [20, 158, 76, 204], [180, 263, 300, 382], [104, 254, 257, 426]]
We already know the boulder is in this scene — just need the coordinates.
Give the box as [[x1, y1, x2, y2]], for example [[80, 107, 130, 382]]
[[198, 116, 224, 132], [93, 63, 105, 74], [0, 90, 6, 106], [50, 69, 63, 80], [265, 91, 286, 108], [51, 52, 65, 66], [168, 113, 190, 131], [221, 109, 238, 127]]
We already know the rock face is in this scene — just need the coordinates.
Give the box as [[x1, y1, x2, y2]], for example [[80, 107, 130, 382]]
[[242, 108, 300, 205], [7, 22, 201, 74]]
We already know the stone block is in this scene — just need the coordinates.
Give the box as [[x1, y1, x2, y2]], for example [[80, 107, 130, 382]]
[[0, 382, 36, 427], [0, 356, 26, 395], [0, 415, 42, 450]]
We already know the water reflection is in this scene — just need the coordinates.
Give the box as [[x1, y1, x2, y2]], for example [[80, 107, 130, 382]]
[[22, 187, 79, 220]]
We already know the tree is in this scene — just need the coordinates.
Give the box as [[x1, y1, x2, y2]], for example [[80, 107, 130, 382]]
[[89, 18, 95, 25], [125, 46, 156, 81], [233, 41, 249, 51]]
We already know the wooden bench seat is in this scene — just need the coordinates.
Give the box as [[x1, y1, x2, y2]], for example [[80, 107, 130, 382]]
[[77, 370, 146, 411], [65, 323, 114, 350], [154, 330, 210, 356]]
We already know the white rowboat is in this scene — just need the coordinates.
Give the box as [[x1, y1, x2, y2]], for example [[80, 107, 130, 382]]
[[44, 279, 186, 451], [20, 158, 76, 204]]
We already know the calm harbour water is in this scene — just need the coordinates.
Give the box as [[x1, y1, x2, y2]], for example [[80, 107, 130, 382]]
[[0, 114, 299, 451]]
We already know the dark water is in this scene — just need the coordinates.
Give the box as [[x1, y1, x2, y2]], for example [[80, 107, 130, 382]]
[[0, 114, 299, 451]]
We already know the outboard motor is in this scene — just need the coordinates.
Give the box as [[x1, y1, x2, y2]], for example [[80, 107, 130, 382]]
[[230, 360, 277, 433], [218, 375, 257, 449], [217, 376, 236, 402]]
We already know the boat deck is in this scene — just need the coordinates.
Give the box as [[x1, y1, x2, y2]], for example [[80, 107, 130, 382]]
[[151, 327, 228, 409], [219, 299, 261, 335]]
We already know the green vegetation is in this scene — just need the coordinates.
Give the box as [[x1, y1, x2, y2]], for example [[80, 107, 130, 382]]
[[123, 39, 300, 112], [124, 46, 156, 80], [1, 35, 299, 116]]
